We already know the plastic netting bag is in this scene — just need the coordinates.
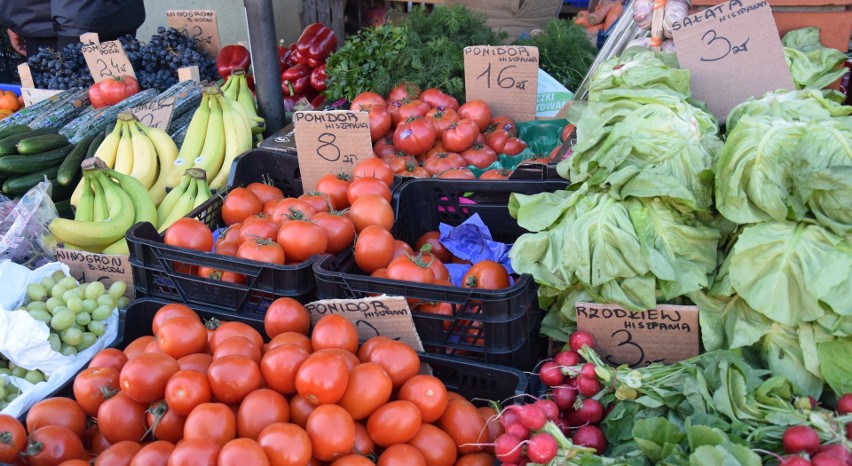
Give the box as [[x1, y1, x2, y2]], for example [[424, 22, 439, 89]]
[[0, 180, 58, 268]]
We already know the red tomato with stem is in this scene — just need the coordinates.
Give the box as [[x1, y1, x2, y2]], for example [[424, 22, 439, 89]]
[[0, 415, 26, 464], [296, 192, 331, 214], [484, 129, 509, 154], [458, 100, 491, 132], [393, 117, 436, 156], [490, 115, 517, 136], [462, 261, 510, 289], [316, 173, 352, 210], [237, 238, 286, 265], [502, 137, 527, 155], [245, 182, 284, 205], [312, 212, 356, 254], [97, 392, 148, 444], [419, 88, 459, 110], [386, 253, 435, 284], [146, 400, 186, 443], [238, 214, 280, 244], [461, 143, 497, 169], [164, 218, 213, 252], [73, 367, 120, 417], [270, 198, 317, 225], [422, 152, 466, 176], [479, 169, 511, 180], [442, 119, 479, 153], [197, 265, 245, 284], [392, 100, 430, 126], [387, 82, 421, 103], [24, 425, 87, 466], [437, 168, 476, 180], [353, 158, 394, 186], [351, 91, 386, 111], [425, 107, 460, 136]]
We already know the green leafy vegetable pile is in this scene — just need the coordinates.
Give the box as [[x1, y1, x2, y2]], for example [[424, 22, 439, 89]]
[[515, 18, 597, 92], [324, 5, 505, 102], [783, 27, 848, 90]]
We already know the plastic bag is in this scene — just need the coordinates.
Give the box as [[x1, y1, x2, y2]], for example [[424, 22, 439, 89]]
[[0, 180, 58, 269]]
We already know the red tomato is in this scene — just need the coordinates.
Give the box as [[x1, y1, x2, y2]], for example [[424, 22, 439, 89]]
[[394, 117, 437, 156], [297, 192, 331, 214], [425, 107, 460, 136], [386, 254, 435, 284], [164, 218, 213, 252], [295, 351, 350, 405], [453, 453, 494, 466], [264, 297, 311, 338], [246, 182, 284, 205], [315, 173, 352, 210], [347, 177, 392, 205], [392, 100, 431, 126], [490, 115, 517, 136], [94, 440, 142, 466], [73, 366, 120, 417], [289, 395, 315, 428], [24, 425, 87, 466], [368, 340, 420, 388], [145, 401, 186, 443], [197, 265, 246, 284], [213, 336, 262, 364], [222, 188, 263, 226], [398, 375, 450, 423], [183, 402, 236, 446], [374, 138, 399, 159], [438, 399, 487, 454], [257, 423, 312, 466], [479, 169, 511, 180], [502, 137, 527, 155], [238, 214, 280, 244], [348, 194, 394, 232], [423, 152, 466, 176], [165, 369, 212, 416], [27, 398, 86, 439], [330, 454, 375, 466], [311, 314, 359, 354], [437, 168, 476, 180], [209, 319, 263, 354], [367, 400, 422, 447], [89, 75, 140, 109], [462, 261, 509, 289], [178, 353, 213, 373], [152, 303, 199, 335], [266, 332, 312, 354], [460, 143, 497, 169], [236, 389, 290, 440], [377, 444, 426, 466], [88, 425, 112, 454], [368, 106, 393, 142], [277, 219, 328, 263], [316, 348, 360, 371], [391, 240, 415, 260], [337, 363, 393, 421], [384, 153, 412, 174], [423, 253, 449, 282], [272, 197, 318, 224], [260, 343, 310, 395], [97, 392, 148, 444], [458, 101, 491, 132], [442, 119, 479, 153], [419, 88, 459, 110], [312, 212, 356, 254], [0, 414, 26, 464], [119, 352, 180, 404], [400, 162, 430, 178], [561, 123, 575, 143], [484, 129, 509, 154], [219, 438, 270, 466], [157, 316, 208, 359], [167, 437, 221, 466], [407, 423, 458, 466], [237, 238, 286, 265], [89, 348, 129, 373], [414, 231, 452, 263], [306, 405, 356, 462], [387, 82, 421, 104], [130, 440, 174, 466], [207, 354, 262, 404], [351, 91, 386, 111], [353, 158, 394, 186], [354, 226, 394, 273]]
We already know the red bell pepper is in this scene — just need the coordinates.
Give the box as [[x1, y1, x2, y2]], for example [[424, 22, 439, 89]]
[[280, 64, 314, 97], [278, 40, 293, 73], [216, 44, 251, 79], [310, 64, 327, 92], [295, 23, 337, 68]]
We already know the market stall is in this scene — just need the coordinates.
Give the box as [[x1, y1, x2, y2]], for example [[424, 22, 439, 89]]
[[0, 0, 850, 465]]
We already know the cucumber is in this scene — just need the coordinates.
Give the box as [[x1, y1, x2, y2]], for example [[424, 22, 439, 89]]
[[16, 134, 70, 155], [0, 125, 32, 141], [54, 199, 74, 219], [51, 173, 79, 200], [57, 135, 95, 186], [28, 93, 90, 130], [0, 89, 81, 130], [0, 145, 74, 174], [3, 165, 62, 195], [0, 127, 58, 155], [60, 105, 99, 137], [85, 129, 107, 160]]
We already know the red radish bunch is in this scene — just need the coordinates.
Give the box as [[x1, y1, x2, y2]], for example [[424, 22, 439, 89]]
[[493, 401, 591, 465], [777, 416, 852, 466]]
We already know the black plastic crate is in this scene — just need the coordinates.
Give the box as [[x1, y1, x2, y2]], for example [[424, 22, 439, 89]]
[[128, 150, 317, 318], [314, 179, 568, 370]]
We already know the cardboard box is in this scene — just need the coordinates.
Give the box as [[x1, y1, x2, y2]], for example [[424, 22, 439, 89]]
[[446, 0, 563, 41]]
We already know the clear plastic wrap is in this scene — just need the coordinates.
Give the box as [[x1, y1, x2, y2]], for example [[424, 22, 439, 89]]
[[0, 180, 58, 269]]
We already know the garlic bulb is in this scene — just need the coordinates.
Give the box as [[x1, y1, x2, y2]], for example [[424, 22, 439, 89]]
[[633, 0, 653, 29], [663, 0, 690, 38]]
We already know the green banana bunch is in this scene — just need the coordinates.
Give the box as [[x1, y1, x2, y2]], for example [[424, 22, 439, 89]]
[[157, 168, 212, 232], [221, 70, 266, 135]]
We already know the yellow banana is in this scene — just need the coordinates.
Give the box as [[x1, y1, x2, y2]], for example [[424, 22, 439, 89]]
[[159, 177, 198, 232], [191, 95, 225, 182], [92, 174, 108, 222], [102, 238, 130, 255], [165, 92, 210, 189], [113, 121, 134, 175], [106, 168, 158, 229], [128, 121, 158, 189], [222, 74, 239, 101], [210, 94, 252, 190], [49, 170, 136, 248], [141, 123, 179, 206], [74, 173, 94, 222], [236, 73, 266, 135], [157, 173, 191, 226], [93, 122, 123, 168]]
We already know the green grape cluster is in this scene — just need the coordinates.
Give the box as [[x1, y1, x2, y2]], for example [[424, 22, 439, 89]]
[[0, 354, 45, 384], [0, 376, 23, 410], [18, 271, 130, 357]]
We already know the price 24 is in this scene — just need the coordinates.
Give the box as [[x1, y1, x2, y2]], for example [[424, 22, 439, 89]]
[[96, 58, 128, 78], [476, 63, 528, 90]]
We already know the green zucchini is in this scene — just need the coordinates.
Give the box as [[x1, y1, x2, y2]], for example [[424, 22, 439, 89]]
[[54, 199, 74, 219], [0, 125, 32, 141], [0, 127, 58, 155], [85, 129, 107, 160], [0, 89, 81, 130], [3, 165, 62, 195], [0, 145, 73, 174], [16, 134, 69, 155], [57, 135, 95, 186]]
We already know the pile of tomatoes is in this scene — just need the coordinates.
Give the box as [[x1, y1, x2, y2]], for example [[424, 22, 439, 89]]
[[0, 299, 504, 465], [355, 83, 531, 180]]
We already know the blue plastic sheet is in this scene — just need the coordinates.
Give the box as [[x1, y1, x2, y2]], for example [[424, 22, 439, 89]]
[[438, 213, 514, 286]]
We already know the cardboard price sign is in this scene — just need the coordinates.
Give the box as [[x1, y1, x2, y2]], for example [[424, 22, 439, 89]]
[[20, 88, 63, 107], [305, 296, 424, 351], [54, 249, 135, 299], [671, 0, 793, 122], [129, 95, 177, 131], [464, 45, 539, 122], [167, 10, 222, 56], [576, 302, 699, 366], [81, 40, 136, 82], [292, 110, 373, 191], [17, 63, 34, 89]]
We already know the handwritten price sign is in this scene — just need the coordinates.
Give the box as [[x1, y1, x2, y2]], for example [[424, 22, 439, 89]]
[[129, 96, 176, 131], [671, 0, 793, 122], [464, 46, 539, 122], [81, 41, 136, 82], [167, 10, 222, 56], [305, 296, 424, 352], [292, 111, 373, 191]]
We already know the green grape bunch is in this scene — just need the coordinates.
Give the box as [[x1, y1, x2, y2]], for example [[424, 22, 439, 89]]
[[0, 377, 23, 410]]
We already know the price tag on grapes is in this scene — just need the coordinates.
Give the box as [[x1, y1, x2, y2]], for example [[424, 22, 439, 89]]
[[166, 10, 222, 56], [671, 0, 793, 122], [128, 95, 176, 131], [464, 46, 539, 122], [54, 249, 135, 299], [292, 110, 373, 192], [81, 40, 136, 82]]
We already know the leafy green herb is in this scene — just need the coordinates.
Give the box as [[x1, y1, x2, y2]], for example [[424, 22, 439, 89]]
[[515, 18, 596, 91]]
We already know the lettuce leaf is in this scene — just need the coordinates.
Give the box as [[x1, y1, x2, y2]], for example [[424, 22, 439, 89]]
[[800, 167, 852, 236], [726, 89, 852, 131], [783, 27, 847, 90], [757, 324, 824, 397], [817, 338, 852, 395], [587, 50, 692, 98]]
